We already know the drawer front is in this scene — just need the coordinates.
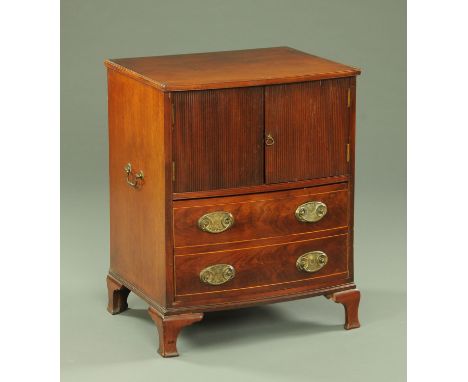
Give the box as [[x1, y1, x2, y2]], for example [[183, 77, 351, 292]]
[[175, 234, 349, 297], [173, 183, 348, 248]]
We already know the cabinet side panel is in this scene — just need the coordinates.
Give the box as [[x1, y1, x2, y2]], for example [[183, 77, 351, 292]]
[[347, 76, 357, 281], [107, 70, 169, 306], [172, 88, 264, 192]]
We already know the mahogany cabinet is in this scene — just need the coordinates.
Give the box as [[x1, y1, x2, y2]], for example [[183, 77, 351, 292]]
[[105, 47, 361, 357]]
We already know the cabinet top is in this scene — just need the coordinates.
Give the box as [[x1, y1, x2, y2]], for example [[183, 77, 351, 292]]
[[105, 47, 360, 91]]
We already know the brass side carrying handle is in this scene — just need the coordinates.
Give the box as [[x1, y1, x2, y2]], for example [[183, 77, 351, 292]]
[[295, 201, 327, 223], [124, 163, 144, 189], [296, 251, 328, 273], [265, 133, 275, 146], [200, 264, 235, 285], [198, 211, 235, 233]]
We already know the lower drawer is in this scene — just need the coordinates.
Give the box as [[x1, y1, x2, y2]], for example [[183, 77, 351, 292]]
[[174, 234, 349, 298]]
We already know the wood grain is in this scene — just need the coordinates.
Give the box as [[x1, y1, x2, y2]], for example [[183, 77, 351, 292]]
[[347, 76, 357, 283], [107, 269, 356, 315], [105, 47, 362, 355], [173, 183, 349, 248], [172, 87, 264, 192], [105, 47, 360, 91], [174, 228, 349, 256], [265, 78, 350, 183], [173, 175, 349, 200], [174, 234, 349, 298], [107, 69, 171, 306]]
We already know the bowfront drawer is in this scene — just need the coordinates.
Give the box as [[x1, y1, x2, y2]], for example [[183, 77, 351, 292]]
[[174, 234, 349, 299], [173, 183, 348, 248]]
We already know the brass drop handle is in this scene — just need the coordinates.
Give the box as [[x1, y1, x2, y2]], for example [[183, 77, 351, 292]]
[[198, 211, 235, 233], [296, 251, 328, 273], [200, 264, 236, 285], [265, 133, 275, 146], [295, 201, 327, 223], [124, 163, 144, 189]]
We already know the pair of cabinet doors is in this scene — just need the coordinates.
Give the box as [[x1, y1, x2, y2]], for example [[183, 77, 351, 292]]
[[172, 78, 352, 193]]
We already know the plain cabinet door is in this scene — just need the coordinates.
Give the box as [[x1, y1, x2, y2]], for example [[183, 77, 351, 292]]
[[172, 87, 264, 193], [265, 78, 351, 184]]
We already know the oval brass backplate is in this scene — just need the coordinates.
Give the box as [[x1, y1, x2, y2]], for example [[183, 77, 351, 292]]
[[296, 251, 328, 273], [197, 211, 234, 233], [295, 201, 327, 223], [200, 264, 236, 285]]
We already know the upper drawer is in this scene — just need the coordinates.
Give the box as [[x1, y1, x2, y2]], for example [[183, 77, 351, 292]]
[[173, 183, 348, 248]]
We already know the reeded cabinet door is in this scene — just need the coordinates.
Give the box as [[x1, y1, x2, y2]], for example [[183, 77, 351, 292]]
[[173, 88, 264, 192], [265, 78, 351, 183]]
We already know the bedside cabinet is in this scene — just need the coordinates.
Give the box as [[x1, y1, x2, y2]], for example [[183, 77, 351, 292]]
[[104, 47, 361, 357]]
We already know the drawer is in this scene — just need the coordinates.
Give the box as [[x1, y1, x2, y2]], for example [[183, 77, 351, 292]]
[[173, 183, 348, 248], [174, 234, 349, 298]]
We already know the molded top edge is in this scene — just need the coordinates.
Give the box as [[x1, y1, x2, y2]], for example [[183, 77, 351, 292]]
[[104, 47, 361, 91]]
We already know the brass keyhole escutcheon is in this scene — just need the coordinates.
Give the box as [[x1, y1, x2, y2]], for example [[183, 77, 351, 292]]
[[265, 133, 275, 146]]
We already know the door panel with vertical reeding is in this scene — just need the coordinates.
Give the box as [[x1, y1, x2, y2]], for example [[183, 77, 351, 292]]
[[173, 88, 264, 192], [265, 79, 350, 183]]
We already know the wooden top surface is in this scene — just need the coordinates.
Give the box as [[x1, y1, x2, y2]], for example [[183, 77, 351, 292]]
[[105, 47, 360, 91]]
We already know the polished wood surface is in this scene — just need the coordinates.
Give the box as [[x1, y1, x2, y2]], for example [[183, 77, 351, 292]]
[[347, 77, 357, 285], [173, 175, 349, 200], [148, 307, 203, 357], [105, 47, 361, 357], [109, 268, 356, 315], [107, 70, 172, 306], [105, 47, 360, 91], [174, 227, 348, 256], [173, 183, 348, 248], [265, 78, 351, 183], [175, 234, 349, 298], [326, 289, 361, 329], [172, 87, 264, 192]]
